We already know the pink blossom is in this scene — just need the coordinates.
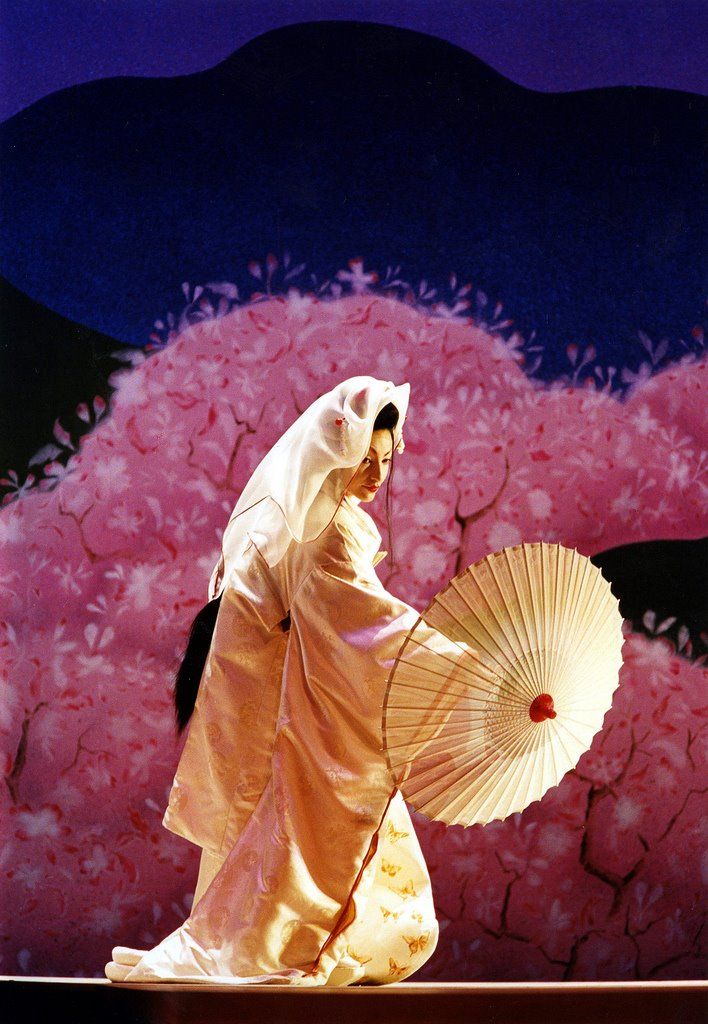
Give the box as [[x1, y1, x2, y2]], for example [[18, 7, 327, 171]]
[[0, 293, 705, 981]]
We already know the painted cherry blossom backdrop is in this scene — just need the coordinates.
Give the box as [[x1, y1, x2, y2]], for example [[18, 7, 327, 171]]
[[1, 283, 706, 979]]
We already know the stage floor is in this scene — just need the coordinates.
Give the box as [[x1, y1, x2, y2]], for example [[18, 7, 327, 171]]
[[1, 977, 706, 1024]]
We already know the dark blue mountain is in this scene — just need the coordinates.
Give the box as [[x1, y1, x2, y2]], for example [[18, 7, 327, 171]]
[[0, 21, 705, 377]]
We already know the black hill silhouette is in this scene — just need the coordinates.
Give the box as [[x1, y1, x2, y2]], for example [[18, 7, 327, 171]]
[[0, 275, 124, 488]]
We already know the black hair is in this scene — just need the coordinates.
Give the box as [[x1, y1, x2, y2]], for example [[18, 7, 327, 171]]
[[371, 402, 399, 568], [173, 400, 401, 736], [173, 594, 221, 734]]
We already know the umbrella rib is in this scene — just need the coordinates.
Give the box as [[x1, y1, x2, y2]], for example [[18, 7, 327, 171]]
[[387, 675, 532, 709], [401, 633, 485, 671], [445, 575, 538, 704], [484, 556, 539, 702], [395, 650, 497, 689], [430, 716, 539, 822], [391, 667, 493, 698], [384, 713, 543, 755], [526, 543, 547, 692], [546, 719, 577, 773], [469, 720, 545, 821], [508, 544, 543, 691], [479, 727, 538, 823], [551, 546, 570, 691], [423, 593, 501, 663], [558, 553, 593, 683], [554, 583, 621, 704], [402, 753, 483, 809], [534, 543, 548, 705], [519, 719, 548, 813], [413, 616, 537, 706]]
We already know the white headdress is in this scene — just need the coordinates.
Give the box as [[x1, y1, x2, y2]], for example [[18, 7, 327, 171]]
[[208, 376, 410, 600]]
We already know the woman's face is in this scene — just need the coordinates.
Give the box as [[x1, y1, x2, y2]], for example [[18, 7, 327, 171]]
[[345, 429, 393, 502]]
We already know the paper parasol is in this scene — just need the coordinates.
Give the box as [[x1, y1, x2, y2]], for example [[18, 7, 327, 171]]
[[382, 542, 625, 827]]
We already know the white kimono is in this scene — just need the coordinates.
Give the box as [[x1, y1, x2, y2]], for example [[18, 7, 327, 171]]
[[120, 495, 453, 984]]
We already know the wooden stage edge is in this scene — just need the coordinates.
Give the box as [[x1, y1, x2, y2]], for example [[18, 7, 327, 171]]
[[1, 978, 706, 1024]]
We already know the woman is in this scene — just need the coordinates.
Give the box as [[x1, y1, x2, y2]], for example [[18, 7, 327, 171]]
[[105, 376, 470, 985]]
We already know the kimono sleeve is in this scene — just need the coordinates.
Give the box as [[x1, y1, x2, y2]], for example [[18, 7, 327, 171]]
[[287, 525, 475, 770]]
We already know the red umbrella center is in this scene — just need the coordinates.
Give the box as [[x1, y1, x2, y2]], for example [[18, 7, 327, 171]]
[[529, 693, 557, 722]]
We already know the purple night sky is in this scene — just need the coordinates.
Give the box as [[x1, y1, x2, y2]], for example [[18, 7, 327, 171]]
[[1, 0, 706, 122]]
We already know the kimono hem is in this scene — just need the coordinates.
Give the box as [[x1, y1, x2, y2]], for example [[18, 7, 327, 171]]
[[122, 496, 464, 985]]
